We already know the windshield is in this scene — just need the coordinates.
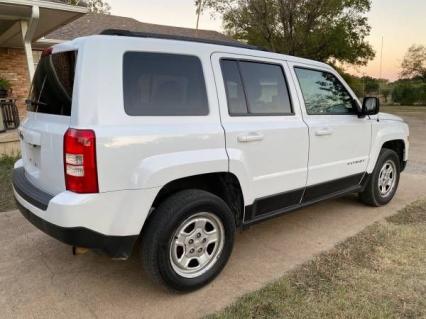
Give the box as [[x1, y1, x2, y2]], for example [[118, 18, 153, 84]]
[[27, 50, 77, 116]]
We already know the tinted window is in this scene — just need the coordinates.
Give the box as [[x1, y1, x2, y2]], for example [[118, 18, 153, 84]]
[[220, 60, 248, 115], [220, 60, 292, 116], [28, 51, 77, 115], [239, 61, 292, 115], [294, 68, 356, 115], [123, 52, 208, 116]]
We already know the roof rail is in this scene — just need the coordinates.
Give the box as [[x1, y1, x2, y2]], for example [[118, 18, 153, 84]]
[[100, 29, 267, 52]]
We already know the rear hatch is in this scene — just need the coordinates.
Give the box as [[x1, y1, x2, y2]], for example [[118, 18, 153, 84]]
[[19, 50, 77, 195]]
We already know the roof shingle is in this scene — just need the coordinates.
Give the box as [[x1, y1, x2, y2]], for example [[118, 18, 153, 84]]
[[45, 13, 236, 43]]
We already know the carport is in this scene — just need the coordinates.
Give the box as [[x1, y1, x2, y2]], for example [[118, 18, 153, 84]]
[[0, 0, 87, 80]]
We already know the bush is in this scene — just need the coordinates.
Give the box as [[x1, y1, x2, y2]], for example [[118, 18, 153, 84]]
[[391, 83, 426, 105], [420, 83, 426, 103], [0, 154, 20, 211], [0, 77, 11, 90]]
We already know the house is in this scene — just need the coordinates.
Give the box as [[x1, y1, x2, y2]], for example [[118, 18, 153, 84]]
[[0, 0, 86, 114], [0, 0, 235, 117]]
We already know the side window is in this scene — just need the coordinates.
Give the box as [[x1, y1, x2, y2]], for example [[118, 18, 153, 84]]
[[240, 61, 292, 115], [294, 67, 356, 115], [123, 52, 209, 116], [220, 60, 248, 115], [220, 59, 293, 116]]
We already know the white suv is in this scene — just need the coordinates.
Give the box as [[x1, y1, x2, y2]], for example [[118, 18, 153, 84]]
[[13, 30, 409, 291]]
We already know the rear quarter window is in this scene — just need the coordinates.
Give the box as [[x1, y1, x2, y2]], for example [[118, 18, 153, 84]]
[[123, 52, 209, 116]]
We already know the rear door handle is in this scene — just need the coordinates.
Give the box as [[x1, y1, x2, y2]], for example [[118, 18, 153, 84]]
[[315, 128, 333, 136], [237, 132, 264, 143]]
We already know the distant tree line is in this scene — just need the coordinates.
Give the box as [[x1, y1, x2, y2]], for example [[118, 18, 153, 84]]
[[341, 45, 426, 105], [392, 45, 426, 105], [195, 1, 425, 106], [391, 80, 426, 105]]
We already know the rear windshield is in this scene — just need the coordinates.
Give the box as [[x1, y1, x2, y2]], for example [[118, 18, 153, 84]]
[[28, 50, 77, 116]]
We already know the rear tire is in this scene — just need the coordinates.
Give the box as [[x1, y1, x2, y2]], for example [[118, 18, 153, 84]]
[[141, 189, 235, 291], [359, 148, 400, 207]]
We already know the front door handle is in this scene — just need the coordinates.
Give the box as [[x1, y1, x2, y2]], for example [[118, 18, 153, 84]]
[[315, 128, 333, 136], [237, 132, 264, 143]]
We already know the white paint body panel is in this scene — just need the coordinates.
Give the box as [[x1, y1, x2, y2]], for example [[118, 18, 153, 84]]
[[303, 114, 372, 185], [18, 113, 69, 195], [15, 35, 409, 237], [367, 115, 409, 173], [14, 161, 159, 236], [211, 53, 309, 204], [287, 62, 372, 185]]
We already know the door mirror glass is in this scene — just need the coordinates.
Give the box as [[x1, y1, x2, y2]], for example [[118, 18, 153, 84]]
[[362, 97, 380, 115]]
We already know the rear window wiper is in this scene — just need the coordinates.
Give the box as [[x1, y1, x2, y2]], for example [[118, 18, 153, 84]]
[[25, 99, 47, 107]]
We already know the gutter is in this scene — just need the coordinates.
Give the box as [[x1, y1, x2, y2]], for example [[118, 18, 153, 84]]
[[33, 37, 65, 49], [0, 0, 87, 13]]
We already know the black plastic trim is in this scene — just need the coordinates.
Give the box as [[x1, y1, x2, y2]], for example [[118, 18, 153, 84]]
[[101, 29, 267, 51], [16, 200, 138, 259], [244, 173, 368, 225], [401, 160, 407, 172], [302, 173, 364, 203], [12, 167, 53, 211], [244, 188, 304, 222]]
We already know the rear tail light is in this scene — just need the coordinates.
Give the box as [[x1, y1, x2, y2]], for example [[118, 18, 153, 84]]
[[64, 128, 99, 193]]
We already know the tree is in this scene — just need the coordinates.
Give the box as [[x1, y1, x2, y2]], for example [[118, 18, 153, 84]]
[[400, 45, 426, 81], [362, 76, 379, 94], [198, 0, 375, 65], [67, 0, 111, 14], [338, 70, 364, 98], [381, 88, 390, 103]]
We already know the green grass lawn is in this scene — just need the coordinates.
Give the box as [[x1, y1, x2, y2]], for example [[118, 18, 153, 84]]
[[0, 155, 19, 212], [207, 200, 426, 319]]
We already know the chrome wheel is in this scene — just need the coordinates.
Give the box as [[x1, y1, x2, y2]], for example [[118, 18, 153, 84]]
[[169, 212, 225, 278], [378, 160, 397, 197]]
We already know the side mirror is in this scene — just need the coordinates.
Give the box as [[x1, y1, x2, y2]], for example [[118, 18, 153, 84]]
[[362, 97, 380, 115]]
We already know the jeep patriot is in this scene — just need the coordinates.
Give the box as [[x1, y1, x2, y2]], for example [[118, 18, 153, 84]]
[[13, 30, 409, 291]]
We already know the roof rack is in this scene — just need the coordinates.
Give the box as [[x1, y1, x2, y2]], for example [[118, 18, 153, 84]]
[[100, 29, 267, 52]]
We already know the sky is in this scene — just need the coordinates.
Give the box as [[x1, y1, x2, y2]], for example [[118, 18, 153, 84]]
[[109, 0, 426, 81]]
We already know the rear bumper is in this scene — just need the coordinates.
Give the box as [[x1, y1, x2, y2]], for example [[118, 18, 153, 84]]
[[13, 167, 53, 211], [12, 167, 140, 258], [15, 200, 137, 258]]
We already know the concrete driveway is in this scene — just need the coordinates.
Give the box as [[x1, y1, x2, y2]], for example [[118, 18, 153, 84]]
[[1, 107, 426, 319]]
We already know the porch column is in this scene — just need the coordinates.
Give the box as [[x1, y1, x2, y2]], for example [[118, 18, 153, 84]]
[[20, 5, 39, 81]]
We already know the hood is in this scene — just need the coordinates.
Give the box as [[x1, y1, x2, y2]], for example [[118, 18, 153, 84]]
[[378, 112, 404, 122]]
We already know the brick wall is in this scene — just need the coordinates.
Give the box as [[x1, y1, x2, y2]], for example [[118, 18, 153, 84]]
[[0, 48, 30, 118]]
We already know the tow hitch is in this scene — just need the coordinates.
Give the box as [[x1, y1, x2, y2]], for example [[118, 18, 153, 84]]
[[72, 246, 89, 255]]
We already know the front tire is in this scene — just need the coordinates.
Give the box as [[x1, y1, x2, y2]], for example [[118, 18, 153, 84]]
[[141, 189, 235, 291], [359, 148, 401, 206]]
